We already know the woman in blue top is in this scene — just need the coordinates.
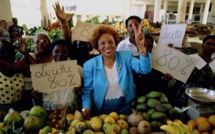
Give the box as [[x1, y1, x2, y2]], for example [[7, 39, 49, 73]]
[[81, 22, 152, 119]]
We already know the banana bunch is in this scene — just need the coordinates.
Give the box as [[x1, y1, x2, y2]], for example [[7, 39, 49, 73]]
[[160, 119, 199, 134], [142, 19, 155, 34]]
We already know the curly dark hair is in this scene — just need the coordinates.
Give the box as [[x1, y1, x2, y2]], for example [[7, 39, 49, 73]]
[[89, 25, 120, 50]]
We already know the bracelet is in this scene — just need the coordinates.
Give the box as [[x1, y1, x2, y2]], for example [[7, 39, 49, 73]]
[[82, 108, 90, 112]]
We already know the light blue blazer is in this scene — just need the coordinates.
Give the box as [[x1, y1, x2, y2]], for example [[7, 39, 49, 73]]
[[82, 51, 152, 111]]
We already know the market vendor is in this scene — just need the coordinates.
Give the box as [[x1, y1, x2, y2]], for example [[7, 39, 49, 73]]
[[81, 21, 152, 120], [175, 35, 215, 107], [116, 15, 174, 102], [0, 40, 25, 112]]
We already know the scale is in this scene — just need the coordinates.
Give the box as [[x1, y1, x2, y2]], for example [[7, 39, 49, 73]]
[[185, 87, 215, 120]]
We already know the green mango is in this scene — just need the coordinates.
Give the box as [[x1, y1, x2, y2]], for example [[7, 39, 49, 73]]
[[151, 112, 166, 120], [147, 98, 160, 108], [150, 120, 163, 131], [142, 112, 151, 121], [147, 109, 155, 115], [137, 96, 147, 103], [136, 104, 147, 111], [148, 91, 161, 98], [159, 96, 168, 103], [168, 108, 180, 119], [163, 103, 172, 110], [155, 103, 169, 113]]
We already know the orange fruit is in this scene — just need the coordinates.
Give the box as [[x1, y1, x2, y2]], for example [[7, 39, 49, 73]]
[[208, 115, 215, 127], [196, 116, 208, 125], [197, 120, 211, 132], [187, 119, 196, 129]]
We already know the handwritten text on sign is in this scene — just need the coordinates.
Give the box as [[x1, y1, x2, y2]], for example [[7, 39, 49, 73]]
[[152, 45, 197, 83], [72, 21, 101, 42], [30, 60, 81, 92], [158, 23, 187, 48]]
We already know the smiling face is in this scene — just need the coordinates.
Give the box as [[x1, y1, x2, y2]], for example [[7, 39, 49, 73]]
[[34, 34, 51, 54], [98, 33, 116, 59], [127, 19, 140, 39], [52, 44, 69, 61]]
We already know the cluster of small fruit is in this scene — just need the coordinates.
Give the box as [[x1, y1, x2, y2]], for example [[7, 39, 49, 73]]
[[64, 110, 151, 134], [160, 119, 199, 134], [111, 21, 127, 37], [186, 115, 215, 134], [141, 19, 155, 35], [46, 109, 66, 130], [132, 91, 180, 131]]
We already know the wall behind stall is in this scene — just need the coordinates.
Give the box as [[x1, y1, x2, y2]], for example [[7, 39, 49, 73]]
[[0, 0, 13, 29]]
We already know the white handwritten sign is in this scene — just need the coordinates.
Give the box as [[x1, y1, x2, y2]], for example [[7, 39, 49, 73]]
[[72, 21, 101, 42], [151, 45, 197, 83], [30, 60, 81, 92], [158, 23, 187, 47]]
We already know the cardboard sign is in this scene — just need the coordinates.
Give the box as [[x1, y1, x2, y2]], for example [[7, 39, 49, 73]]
[[151, 45, 197, 83], [72, 21, 101, 42], [158, 23, 187, 47], [30, 60, 81, 92]]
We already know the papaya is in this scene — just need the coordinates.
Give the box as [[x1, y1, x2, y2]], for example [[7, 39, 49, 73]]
[[102, 123, 115, 134], [83, 129, 95, 134], [90, 116, 103, 131], [75, 121, 88, 133]]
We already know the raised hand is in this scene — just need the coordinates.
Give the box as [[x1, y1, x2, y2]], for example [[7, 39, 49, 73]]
[[53, 2, 67, 22], [17, 38, 27, 54], [132, 21, 147, 56]]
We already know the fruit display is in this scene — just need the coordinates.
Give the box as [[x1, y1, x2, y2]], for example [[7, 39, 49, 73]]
[[0, 106, 49, 134], [111, 21, 127, 37], [142, 19, 155, 35], [0, 104, 214, 133], [64, 110, 151, 134], [160, 119, 199, 134], [131, 91, 180, 131], [46, 109, 67, 129], [46, 20, 61, 32], [185, 115, 215, 134], [186, 23, 214, 36]]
